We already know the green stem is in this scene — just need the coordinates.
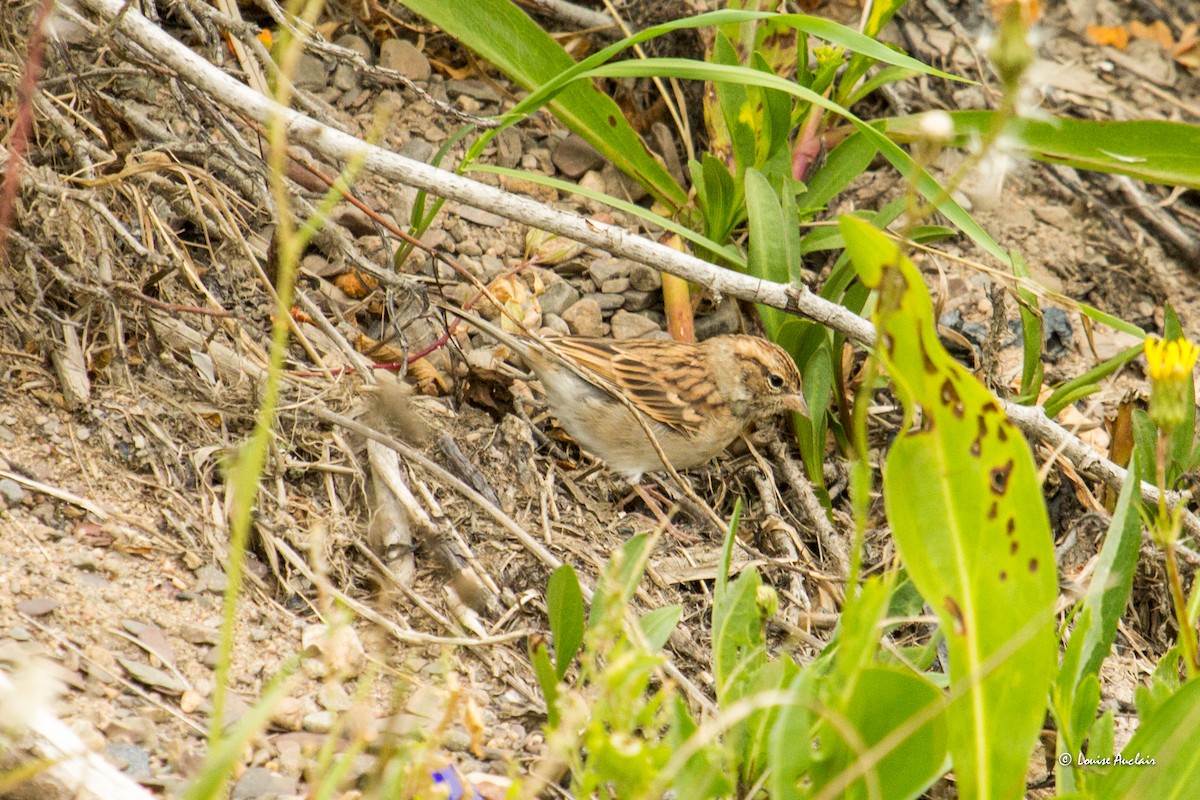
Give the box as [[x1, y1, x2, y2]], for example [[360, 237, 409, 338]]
[[1154, 430, 1199, 679], [1165, 542, 1199, 679]]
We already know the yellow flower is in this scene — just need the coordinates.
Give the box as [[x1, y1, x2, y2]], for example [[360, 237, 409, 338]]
[[1145, 336, 1198, 431], [1145, 336, 1199, 382]]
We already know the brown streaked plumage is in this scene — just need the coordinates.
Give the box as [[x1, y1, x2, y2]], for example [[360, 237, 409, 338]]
[[448, 307, 807, 481]]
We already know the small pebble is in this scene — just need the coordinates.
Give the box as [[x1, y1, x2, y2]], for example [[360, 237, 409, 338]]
[[0, 478, 25, 506], [380, 38, 430, 80], [586, 292, 625, 312], [541, 314, 570, 335], [561, 299, 605, 336], [399, 137, 434, 163], [30, 503, 57, 525], [600, 278, 630, 294], [233, 766, 295, 800], [628, 264, 662, 292], [610, 310, 661, 340], [552, 134, 605, 178], [105, 742, 151, 779], [292, 53, 329, 90], [458, 206, 506, 228], [303, 710, 335, 733], [623, 290, 657, 312], [194, 565, 228, 595], [17, 597, 59, 616], [587, 257, 631, 284], [539, 282, 580, 318]]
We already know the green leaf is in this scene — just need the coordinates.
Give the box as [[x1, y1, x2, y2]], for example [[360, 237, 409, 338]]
[[738, 657, 799, 785], [1095, 678, 1200, 799], [811, 666, 948, 800], [589, 534, 651, 628], [397, 0, 685, 207], [845, 65, 919, 106], [586, 58, 1007, 262], [887, 112, 1200, 189], [712, 568, 767, 703], [690, 153, 744, 245], [799, 131, 879, 214], [746, 167, 803, 339], [1132, 409, 1159, 488], [1044, 344, 1143, 418], [1010, 252, 1045, 401], [638, 605, 683, 652], [837, 0, 908, 101], [829, 575, 893, 703], [529, 641, 560, 726], [546, 563, 584, 679], [668, 694, 733, 798], [1087, 709, 1115, 764], [1162, 305, 1196, 483], [843, 215, 1057, 800], [713, 32, 757, 178], [1077, 449, 1143, 681], [768, 667, 814, 800], [469, 163, 742, 266], [716, 498, 743, 605], [1069, 674, 1102, 755]]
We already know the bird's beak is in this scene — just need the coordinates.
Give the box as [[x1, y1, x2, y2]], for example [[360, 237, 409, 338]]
[[784, 392, 809, 417]]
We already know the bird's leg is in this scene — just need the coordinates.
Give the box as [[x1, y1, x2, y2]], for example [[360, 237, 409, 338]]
[[618, 482, 701, 544]]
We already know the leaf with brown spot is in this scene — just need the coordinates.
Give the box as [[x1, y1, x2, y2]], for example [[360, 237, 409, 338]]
[[844, 216, 1057, 800]]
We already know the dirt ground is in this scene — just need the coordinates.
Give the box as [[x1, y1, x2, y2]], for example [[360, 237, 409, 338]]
[[1, 0, 1198, 796]]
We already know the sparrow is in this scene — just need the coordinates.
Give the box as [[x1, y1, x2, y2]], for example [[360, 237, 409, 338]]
[[444, 305, 807, 481]]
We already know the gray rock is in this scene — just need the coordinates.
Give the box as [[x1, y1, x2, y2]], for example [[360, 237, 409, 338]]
[[600, 277, 630, 294], [30, 503, 56, 525], [105, 743, 151, 779], [623, 290, 657, 311], [445, 79, 501, 103], [628, 263, 662, 292], [399, 137, 434, 163], [332, 63, 359, 92], [480, 255, 506, 280], [552, 134, 605, 178], [587, 292, 625, 312], [233, 767, 297, 800], [303, 710, 335, 733], [16, 597, 59, 616], [588, 257, 631, 284], [694, 300, 742, 339], [292, 53, 329, 90], [457, 240, 483, 257], [380, 38, 430, 81], [539, 281, 580, 317], [561, 299, 606, 336], [335, 34, 372, 60], [194, 565, 228, 595], [542, 314, 570, 335], [0, 478, 24, 506], [457, 206, 506, 227], [610, 310, 660, 340], [495, 128, 522, 168]]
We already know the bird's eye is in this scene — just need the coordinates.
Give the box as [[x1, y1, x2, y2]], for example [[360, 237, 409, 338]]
[[768, 373, 785, 390]]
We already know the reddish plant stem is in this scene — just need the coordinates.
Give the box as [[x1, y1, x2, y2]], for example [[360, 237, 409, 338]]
[[0, 0, 55, 262]]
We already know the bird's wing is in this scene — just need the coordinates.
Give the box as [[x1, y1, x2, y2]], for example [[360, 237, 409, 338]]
[[546, 338, 713, 436]]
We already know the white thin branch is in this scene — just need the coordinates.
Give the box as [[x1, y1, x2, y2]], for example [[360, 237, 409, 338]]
[[0, 671, 157, 800], [75, 0, 1200, 543]]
